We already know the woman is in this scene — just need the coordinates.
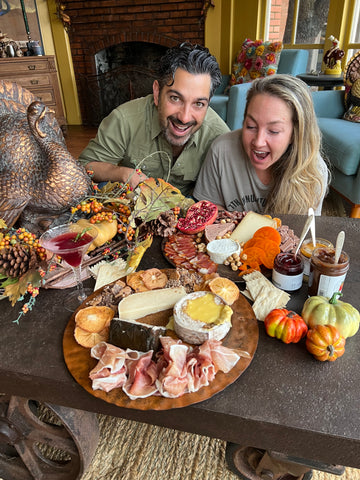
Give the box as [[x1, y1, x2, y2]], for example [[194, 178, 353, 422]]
[[193, 74, 329, 215]]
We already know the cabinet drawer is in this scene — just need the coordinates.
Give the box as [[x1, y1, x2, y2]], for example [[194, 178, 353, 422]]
[[29, 88, 55, 104], [5, 74, 52, 89], [0, 59, 53, 75]]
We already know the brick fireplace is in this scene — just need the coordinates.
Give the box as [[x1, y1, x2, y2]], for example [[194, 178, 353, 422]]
[[63, 1, 206, 125]]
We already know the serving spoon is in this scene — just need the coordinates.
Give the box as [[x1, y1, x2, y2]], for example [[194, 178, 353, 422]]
[[334, 230, 345, 264], [308, 207, 316, 247], [294, 213, 315, 258]]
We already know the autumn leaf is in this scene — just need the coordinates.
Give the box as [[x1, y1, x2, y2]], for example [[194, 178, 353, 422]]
[[132, 178, 185, 223], [4, 270, 42, 306], [126, 235, 153, 272], [0, 219, 7, 229]]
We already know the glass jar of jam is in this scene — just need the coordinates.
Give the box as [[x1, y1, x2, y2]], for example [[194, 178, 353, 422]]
[[272, 252, 304, 291], [308, 247, 349, 297], [300, 237, 334, 276]]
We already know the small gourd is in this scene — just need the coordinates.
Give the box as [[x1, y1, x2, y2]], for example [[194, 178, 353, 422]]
[[301, 292, 360, 338], [76, 218, 118, 252], [306, 324, 345, 362], [264, 308, 308, 344]]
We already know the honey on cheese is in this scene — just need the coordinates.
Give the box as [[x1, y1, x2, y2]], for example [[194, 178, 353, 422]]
[[184, 292, 232, 325]]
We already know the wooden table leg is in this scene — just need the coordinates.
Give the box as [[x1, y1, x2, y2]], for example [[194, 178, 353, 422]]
[[0, 395, 99, 480]]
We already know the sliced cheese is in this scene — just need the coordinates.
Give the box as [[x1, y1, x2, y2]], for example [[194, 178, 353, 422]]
[[230, 211, 277, 244], [118, 286, 187, 321]]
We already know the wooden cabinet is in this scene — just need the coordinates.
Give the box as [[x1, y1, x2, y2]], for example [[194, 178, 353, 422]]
[[0, 55, 66, 128]]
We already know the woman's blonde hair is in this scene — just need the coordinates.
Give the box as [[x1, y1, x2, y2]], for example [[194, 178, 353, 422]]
[[244, 74, 329, 214]]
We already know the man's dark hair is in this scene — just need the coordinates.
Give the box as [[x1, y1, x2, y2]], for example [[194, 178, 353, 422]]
[[157, 42, 222, 98]]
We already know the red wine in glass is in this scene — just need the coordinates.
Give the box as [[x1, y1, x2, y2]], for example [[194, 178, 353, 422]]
[[40, 224, 98, 311]]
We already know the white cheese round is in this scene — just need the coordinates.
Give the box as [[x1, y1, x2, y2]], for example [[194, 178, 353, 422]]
[[173, 291, 232, 344]]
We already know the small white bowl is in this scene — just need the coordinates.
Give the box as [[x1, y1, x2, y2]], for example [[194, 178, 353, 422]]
[[206, 239, 240, 264]]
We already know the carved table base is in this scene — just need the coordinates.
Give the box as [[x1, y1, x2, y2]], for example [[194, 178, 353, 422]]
[[225, 444, 345, 480], [0, 395, 99, 480]]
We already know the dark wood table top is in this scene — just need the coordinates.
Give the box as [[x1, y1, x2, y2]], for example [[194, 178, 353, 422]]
[[1, 215, 360, 468], [296, 73, 344, 89]]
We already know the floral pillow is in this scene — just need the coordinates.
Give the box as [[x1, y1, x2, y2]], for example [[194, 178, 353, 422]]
[[228, 39, 283, 88]]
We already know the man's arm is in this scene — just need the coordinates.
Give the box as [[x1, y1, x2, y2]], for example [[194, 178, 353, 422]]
[[85, 161, 148, 189]]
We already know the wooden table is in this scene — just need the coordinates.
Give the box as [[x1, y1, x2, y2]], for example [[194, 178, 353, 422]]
[[1, 215, 360, 479], [296, 73, 344, 90]]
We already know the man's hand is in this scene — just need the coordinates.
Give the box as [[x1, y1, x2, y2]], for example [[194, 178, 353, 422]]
[[85, 162, 148, 189]]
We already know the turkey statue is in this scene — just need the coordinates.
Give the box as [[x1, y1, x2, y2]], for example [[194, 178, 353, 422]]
[[0, 80, 93, 234]]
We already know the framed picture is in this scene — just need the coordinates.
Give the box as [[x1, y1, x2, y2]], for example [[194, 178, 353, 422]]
[[0, 0, 43, 55]]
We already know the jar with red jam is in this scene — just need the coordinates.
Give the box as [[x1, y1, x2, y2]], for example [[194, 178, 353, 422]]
[[300, 237, 333, 276], [272, 252, 304, 292], [308, 247, 349, 297]]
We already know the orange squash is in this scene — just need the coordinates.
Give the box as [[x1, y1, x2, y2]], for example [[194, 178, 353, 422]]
[[306, 324, 345, 362]]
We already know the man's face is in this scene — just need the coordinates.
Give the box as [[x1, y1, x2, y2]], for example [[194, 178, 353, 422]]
[[153, 68, 212, 148]]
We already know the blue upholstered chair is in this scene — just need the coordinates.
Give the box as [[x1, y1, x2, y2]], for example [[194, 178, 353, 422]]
[[311, 89, 360, 218], [210, 49, 309, 130]]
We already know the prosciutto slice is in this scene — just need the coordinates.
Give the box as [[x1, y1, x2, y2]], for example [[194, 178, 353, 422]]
[[156, 338, 189, 398], [88, 337, 242, 398], [89, 342, 127, 393], [122, 350, 158, 400]]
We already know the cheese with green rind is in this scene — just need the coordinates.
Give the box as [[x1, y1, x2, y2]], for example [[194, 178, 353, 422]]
[[118, 286, 187, 321]]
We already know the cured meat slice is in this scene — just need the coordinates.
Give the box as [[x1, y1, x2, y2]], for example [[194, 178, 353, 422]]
[[123, 350, 158, 400], [164, 233, 217, 274], [89, 342, 127, 393]]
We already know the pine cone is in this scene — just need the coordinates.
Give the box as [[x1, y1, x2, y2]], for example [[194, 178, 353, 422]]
[[0, 244, 38, 278], [145, 210, 177, 237]]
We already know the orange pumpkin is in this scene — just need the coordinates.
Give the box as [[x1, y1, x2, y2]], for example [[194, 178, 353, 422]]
[[306, 324, 346, 362]]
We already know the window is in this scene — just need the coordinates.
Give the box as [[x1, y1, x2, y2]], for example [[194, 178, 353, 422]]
[[267, 0, 360, 72]]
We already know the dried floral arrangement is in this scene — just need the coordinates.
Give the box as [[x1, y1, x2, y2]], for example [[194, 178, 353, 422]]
[[0, 176, 193, 323]]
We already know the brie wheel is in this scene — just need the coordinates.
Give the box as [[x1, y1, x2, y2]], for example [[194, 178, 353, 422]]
[[173, 291, 232, 345]]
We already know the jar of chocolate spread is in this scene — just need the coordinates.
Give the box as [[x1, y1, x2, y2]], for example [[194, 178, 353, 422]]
[[308, 247, 349, 297], [300, 237, 334, 276], [272, 252, 304, 292]]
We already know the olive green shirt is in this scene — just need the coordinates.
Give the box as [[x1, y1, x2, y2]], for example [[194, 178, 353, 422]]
[[78, 94, 230, 197]]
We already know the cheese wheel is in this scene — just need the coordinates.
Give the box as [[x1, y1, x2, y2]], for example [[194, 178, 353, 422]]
[[173, 291, 232, 344]]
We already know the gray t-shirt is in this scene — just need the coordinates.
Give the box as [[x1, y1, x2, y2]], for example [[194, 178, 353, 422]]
[[193, 129, 327, 214]]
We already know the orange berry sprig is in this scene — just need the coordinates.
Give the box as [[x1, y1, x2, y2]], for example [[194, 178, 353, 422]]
[[0, 228, 47, 261], [71, 199, 104, 215], [89, 211, 117, 224]]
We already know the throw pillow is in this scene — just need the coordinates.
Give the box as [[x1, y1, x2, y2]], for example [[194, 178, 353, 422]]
[[228, 39, 283, 88]]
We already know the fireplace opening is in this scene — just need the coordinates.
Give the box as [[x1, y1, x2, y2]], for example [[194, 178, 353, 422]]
[[79, 41, 168, 126]]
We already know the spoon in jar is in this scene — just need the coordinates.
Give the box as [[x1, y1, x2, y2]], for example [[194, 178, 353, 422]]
[[334, 231, 345, 264], [308, 207, 316, 247], [294, 213, 315, 259]]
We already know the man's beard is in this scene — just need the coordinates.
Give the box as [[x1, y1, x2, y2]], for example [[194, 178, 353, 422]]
[[161, 115, 197, 147]]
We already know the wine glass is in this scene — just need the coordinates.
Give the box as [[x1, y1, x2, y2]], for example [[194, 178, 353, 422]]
[[40, 223, 98, 311]]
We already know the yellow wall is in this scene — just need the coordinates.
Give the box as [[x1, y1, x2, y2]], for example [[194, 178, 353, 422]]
[[38, 0, 82, 124]]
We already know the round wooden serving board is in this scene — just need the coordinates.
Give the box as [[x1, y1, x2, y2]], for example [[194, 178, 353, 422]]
[[63, 280, 259, 411]]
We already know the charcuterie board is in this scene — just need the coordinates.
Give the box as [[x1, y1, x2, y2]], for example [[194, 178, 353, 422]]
[[63, 273, 259, 411]]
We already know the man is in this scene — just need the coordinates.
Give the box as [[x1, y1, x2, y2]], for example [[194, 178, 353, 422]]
[[79, 42, 230, 197]]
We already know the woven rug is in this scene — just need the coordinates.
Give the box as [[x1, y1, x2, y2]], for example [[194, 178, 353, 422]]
[[81, 414, 360, 480]]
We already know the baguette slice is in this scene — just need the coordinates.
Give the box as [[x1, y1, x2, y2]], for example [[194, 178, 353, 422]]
[[230, 211, 277, 244], [118, 286, 187, 321]]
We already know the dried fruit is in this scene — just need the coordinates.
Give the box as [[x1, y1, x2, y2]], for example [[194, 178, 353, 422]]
[[208, 277, 240, 305], [74, 325, 109, 348]]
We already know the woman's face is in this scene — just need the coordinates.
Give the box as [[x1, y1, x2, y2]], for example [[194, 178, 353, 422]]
[[242, 93, 294, 183]]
